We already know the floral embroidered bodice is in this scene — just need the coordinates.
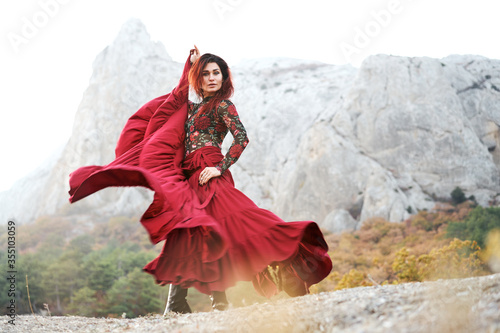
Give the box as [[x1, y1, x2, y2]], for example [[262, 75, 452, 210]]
[[185, 98, 249, 173]]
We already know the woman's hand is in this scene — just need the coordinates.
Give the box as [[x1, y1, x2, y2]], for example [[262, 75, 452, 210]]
[[190, 45, 200, 64], [199, 167, 221, 185]]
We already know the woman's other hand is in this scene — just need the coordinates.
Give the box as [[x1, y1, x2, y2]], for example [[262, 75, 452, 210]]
[[190, 45, 200, 63], [199, 167, 221, 185]]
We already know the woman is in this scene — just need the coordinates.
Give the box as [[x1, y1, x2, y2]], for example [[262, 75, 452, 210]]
[[68, 46, 332, 313]]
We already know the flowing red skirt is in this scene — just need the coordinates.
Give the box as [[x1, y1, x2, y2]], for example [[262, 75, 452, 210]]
[[143, 146, 332, 297]]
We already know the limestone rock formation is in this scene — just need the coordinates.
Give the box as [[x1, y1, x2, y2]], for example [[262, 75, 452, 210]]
[[268, 55, 500, 229], [1, 19, 499, 232], [0, 18, 174, 224]]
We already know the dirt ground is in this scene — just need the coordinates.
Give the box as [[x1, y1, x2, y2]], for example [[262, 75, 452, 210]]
[[3, 273, 500, 333]]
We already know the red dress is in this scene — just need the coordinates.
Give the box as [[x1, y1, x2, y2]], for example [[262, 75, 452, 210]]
[[68, 54, 332, 298]]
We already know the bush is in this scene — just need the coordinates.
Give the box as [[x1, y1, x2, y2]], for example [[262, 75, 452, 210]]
[[335, 269, 372, 290], [451, 187, 466, 205], [392, 248, 420, 282], [446, 206, 500, 248], [392, 239, 487, 283], [417, 239, 485, 280]]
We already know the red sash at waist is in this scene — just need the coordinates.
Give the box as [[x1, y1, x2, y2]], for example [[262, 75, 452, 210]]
[[182, 146, 224, 177], [181, 146, 234, 209]]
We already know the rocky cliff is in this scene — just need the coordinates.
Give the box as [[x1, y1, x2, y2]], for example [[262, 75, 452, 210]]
[[1, 18, 499, 231]]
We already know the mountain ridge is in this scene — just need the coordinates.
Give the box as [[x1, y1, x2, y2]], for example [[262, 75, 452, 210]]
[[1, 19, 499, 232]]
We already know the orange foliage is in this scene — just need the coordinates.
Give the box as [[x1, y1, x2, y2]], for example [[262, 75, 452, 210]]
[[315, 203, 490, 292]]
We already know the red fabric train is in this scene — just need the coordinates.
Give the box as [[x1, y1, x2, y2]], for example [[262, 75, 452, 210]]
[[68, 55, 332, 297]]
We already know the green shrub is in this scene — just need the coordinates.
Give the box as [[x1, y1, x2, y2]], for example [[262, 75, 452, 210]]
[[451, 187, 466, 205], [446, 206, 500, 248]]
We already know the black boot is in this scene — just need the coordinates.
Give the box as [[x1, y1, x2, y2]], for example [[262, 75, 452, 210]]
[[210, 291, 228, 311], [164, 284, 192, 315]]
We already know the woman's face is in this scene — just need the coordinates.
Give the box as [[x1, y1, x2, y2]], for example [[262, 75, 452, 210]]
[[201, 62, 223, 97]]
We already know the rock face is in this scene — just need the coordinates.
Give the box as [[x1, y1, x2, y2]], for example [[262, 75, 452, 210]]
[[231, 54, 500, 231], [0, 18, 175, 223], [266, 55, 500, 230], [1, 19, 500, 232]]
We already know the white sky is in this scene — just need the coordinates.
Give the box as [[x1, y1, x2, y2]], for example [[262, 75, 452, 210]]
[[0, 0, 498, 192]]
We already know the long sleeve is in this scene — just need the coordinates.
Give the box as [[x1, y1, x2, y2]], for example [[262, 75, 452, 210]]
[[215, 101, 249, 174]]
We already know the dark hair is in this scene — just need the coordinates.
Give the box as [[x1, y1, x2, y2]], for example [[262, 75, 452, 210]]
[[189, 53, 234, 114]]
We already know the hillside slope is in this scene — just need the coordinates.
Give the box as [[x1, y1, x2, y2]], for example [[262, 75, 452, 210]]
[[4, 273, 500, 333]]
